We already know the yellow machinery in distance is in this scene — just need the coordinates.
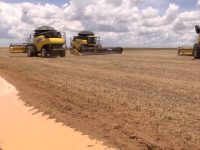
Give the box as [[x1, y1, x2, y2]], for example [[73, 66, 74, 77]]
[[177, 46, 193, 56], [9, 26, 66, 57], [9, 43, 27, 53], [177, 25, 200, 59], [70, 31, 123, 55]]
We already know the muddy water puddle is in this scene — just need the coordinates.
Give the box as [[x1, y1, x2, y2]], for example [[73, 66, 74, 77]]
[[0, 77, 115, 150]]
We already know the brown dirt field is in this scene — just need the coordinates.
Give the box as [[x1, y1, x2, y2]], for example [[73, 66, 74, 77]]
[[0, 49, 200, 150]]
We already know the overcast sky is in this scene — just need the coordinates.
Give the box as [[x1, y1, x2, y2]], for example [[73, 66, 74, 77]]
[[0, 0, 200, 47]]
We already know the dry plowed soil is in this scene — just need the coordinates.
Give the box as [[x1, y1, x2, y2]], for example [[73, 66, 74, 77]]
[[0, 49, 200, 150]]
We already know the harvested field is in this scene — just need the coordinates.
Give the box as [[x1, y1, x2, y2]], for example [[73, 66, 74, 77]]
[[0, 48, 200, 149]]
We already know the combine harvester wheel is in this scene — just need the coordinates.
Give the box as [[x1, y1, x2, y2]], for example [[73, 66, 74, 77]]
[[194, 43, 200, 59]]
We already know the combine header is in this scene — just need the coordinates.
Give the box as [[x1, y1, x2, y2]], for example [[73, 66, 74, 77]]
[[9, 26, 66, 57], [9, 43, 27, 53], [70, 31, 123, 55], [177, 46, 193, 56]]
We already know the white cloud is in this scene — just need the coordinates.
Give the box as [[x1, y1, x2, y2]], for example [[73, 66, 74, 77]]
[[0, 0, 199, 47], [142, 7, 158, 18], [198, 0, 200, 5]]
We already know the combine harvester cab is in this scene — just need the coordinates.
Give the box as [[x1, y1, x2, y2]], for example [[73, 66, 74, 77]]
[[70, 31, 123, 56], [9, 26, 67, 58]]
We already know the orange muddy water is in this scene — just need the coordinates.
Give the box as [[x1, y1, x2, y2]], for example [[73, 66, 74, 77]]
[[0, 77, 115, 150]]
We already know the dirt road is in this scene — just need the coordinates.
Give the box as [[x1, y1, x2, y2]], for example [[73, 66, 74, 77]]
[[0, 49, 200, 150]]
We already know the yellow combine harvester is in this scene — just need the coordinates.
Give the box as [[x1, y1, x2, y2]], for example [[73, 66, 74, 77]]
[[178, 25, 200, 59], [70, 31, 123, 55], [9, 26, 66, 57]]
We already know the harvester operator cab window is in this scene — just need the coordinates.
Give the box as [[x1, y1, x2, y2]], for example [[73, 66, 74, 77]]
[[75, 36, 87, 41], [88, 37, 100, 45], [34, 30, 61, 38]]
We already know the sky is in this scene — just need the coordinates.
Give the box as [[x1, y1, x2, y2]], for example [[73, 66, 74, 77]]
[[0, 0, 200, 47]]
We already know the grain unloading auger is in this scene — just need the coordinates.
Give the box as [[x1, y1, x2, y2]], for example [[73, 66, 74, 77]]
[[70, 31, 123, 56], [177, 25, 200, 59], [9, 26, 66, 57]]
